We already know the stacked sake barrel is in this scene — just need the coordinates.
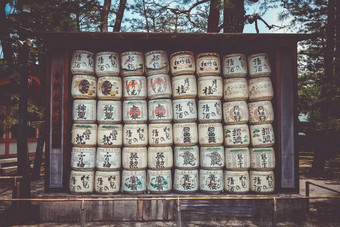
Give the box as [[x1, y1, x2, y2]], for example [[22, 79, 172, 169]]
[[196, 53, 224, 194], [145, 50, 173, 194], [171, 51, 199, 193]]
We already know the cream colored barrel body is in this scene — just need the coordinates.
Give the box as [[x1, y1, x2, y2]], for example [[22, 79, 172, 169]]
[[147, 169, 172, 194], [147, 74, 172, 99], [200, 169, 223, 193], [198, 76, 223, 99], [148, 99, 173, 123], [123, 124, 148, 147], [69, 170, 94, 194], [71, 75, 96, 99], [95, 171, 120, 194], [96, 147, 121, 171], [148, 146, 173, 170], [71, 50, 95, 75], [95, 51, 120, 77], [198, 123, 223, 146], [248, 77, 274, 101], [225, 147, 250, 171], [70, 147, 96, 171], [120, 51, 144, 76], [250, 124, 275, 148], [97, 124, 123, 147], [198, 100, 222, 123], [248, 53, 271, 78], [97, 76, 122, 100], [122, 147, 148, 170], [73, 99, 96, 123], [200, 146, 224, 170], [173, 123, 198, 146], [248, 101, 274, 124], [224, 170, 249, 193], [196, 52, 220, 76], [122, 170, 146, 194], [71, 124, 97, 147], [250, 170, 275, 193], [145, 50, 169, 76], [172, 75, 197, 99], [222, 54, 247, 78], [123, 100, 148, 123], [223, 78, 248, 101], [224, 124, 250, 148], [250, 147, 276, 171], [173, 99, 197, 123], [170, 51, 195, 76], [174, 146, 199, 169], [123, 76, 147, 100], [148, 123, 173, 146], [173, 169, 199, 193], [223, 101, 249, 124], [97, 100, 122, 124]]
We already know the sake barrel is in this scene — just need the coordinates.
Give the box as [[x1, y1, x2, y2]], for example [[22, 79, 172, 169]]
[[248, 77, 274, 101], [71, 124, 97, 147], [147, 169, 172, 194], [148, 99, 173, 123], [123, 76, 147, 100], [248, 101, 274, 125], [170, 51, 195, 76], [122, 147, 148, 170], [200, 146, 224, 170], [250, 124, 275, 148], [95, 51, 120, 77], [173, 123, 198, 146], [148, 146, 173, 170], [224, 124, 250, 148], [70, 50, 95, 75], [120, 51, 144, 76], [73, 99, 96, 123], [198, 76, 223, 100], [95, 171, 120, 194], [224, 170, 249, 194], [196, 52, 220, 77], [149, 123, 173, 146], [123, 100, 148, 123], [70, 147, 96, 171], [222, 53, 247, 78], [123, 124, 148, 147], [172, 75, 197, 99], [97, 124, 123, 147], [250, 147, 276, 171], [198, 123, 224, 146], [223, 78, 248, 101], [174, 146, 199, 169], [122, 170, 146, 194], [69, 170, 94, 194], [71, 75, 96, 99], [147, 74, 172, 99], [97, 76, 122, 100], [250, 170, 275, 193], [173, 169, 199, 193], [145, 50, 169, 76], [96, 147, 121, 171], [200, 169, 223, 193], [248, 53, 271, 78], [225, 147, 250, 171], [97, 100, 122, 124], [173, 99, 197, 123], [223, 101, 249, 125], [198, 99, 222, 123]]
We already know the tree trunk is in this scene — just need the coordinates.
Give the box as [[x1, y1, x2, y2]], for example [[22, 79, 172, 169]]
[[223, 0, 245, 33], [31, 123, 45, 180], [325, 0, 335, 82], [310, 131, 325, 175], [113, 0, 127, 32], [207, 0, 220, 32], [100, 0, 111, 32], [335, 0, 340, 86], [142, 0, 150, 32]]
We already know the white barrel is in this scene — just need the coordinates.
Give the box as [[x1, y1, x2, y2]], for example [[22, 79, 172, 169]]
[[120, 51, 144, 76], [71, 147, 96, 171], [172, 75, 197, 99], [69, 170, 94, 194], [145, 50, 169, 76], [148, 146, 173, 170], [222, 53, 247, 78], [70, 50, 95, 75], [200, 169, 223, 193], [225, 147, 250, 170], [96, 147, 121, 171], [248, 77, 274, 101], [248, 101, 274, 125], [71, 75, 96, 99], [248, 53, 271, 78], [223, 101, 249, 124], [97, 76, 122, 100], [71, 124, 97, 147], [123, 124, 148, 147], [147, 169, 172, 194], [123, 76, 147, 100], [147, 74, 172, 99], [148, 99, 173, 123], [250, 124, 275, 148], [174, 146, 199, 169], [97, 100, 122, 124], [170, 51, 195, 76], [224, 124, 250, 148], [200, 146, 224, 170], [198, 100, 222, 123], [224, 170, 249, 193], [173, 99, 197, 123], [173, 123, 198, 146], [97, 124, 123, 147], [173, 169, 199, 193], [250, 147, 276, 171], [123, 100, 147, 123], [73, 99, 96, 123], [122, 170, 146, 194], [122, 147, 147, 170], [149, 123, 173, 146], [199, 123, 223, 146], [198, 76, 223, 99], [223, 78, 248, 101], [196, 52, 220, 77], [95, 51, 120, 77], [95, 171, 120, 194], [250, 170, 275, 193]]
